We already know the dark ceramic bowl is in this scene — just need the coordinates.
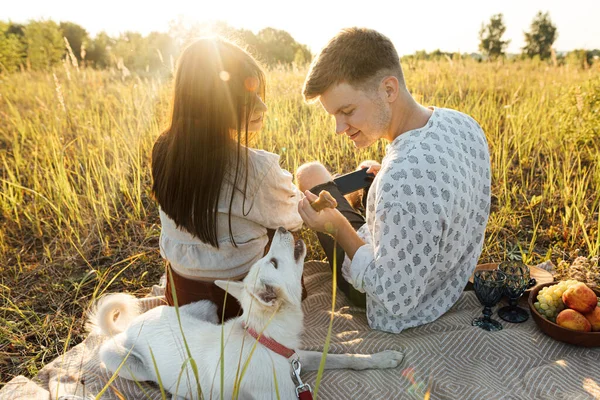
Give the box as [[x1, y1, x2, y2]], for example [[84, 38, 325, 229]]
[[528, 282, 600, 347]]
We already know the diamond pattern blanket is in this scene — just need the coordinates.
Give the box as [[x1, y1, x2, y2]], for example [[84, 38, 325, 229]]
[[2, 261, 599, 399]]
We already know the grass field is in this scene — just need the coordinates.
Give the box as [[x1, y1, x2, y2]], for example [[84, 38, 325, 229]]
[[1, 59, 599, 386]]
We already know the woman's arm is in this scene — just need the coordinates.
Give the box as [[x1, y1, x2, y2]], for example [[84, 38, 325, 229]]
[[248, 156, 304, 231]]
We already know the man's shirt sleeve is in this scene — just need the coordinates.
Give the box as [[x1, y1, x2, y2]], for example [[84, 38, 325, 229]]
[[345, 201, 439, 317]]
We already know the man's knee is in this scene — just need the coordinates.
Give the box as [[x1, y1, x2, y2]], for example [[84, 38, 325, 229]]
[[296, 162, 333, 193]]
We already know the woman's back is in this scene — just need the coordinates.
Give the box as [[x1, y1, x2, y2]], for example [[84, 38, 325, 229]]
[[159, 147, 303, 280], [150, 37, 304, 317]]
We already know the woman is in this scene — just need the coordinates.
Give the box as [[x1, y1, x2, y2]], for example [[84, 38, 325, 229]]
[[152, 37, 303, 321]]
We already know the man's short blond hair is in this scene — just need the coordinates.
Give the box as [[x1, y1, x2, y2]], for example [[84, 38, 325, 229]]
[[303, 28, 405, 101]]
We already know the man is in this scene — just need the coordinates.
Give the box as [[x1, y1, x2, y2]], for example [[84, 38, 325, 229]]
[[296, 28, 491, 333]]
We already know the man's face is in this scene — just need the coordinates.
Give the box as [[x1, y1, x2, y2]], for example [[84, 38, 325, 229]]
[[319, 82, 391, 149]]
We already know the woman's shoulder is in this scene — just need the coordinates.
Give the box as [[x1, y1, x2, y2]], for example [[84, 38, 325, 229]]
[[222, 147, 286, 197], [246, 147, 281, 167], [244, 148, 284, 185]]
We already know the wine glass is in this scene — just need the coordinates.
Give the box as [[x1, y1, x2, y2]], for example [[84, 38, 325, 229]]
[[497, 260, 530, 323], [472, 270, 507, 331]]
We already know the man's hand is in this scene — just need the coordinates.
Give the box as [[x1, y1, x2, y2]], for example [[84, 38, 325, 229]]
[[310, 190, 338, 212], [299, 190, 366, 260], [358, 160, 381, 176], [298, 190, 344, 237]]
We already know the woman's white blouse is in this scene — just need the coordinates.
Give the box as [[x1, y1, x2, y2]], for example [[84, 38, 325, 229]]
[[159, 148, 303, 280]]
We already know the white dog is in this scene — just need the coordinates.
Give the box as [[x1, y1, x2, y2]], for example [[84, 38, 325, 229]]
[[88, 227, 404, 399]]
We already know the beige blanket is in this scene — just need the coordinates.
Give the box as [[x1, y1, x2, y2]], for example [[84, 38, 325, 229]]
[[2, 261, 600, 399]]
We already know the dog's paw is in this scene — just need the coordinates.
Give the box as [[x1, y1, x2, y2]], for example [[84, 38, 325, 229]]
[[372, 350, 404, 369]]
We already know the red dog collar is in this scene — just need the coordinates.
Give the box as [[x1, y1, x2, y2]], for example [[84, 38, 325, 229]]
[[243, 323, 296, 359], [242, 323, 313, 399]]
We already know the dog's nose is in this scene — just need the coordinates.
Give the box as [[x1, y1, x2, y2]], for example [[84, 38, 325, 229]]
[[277, 227, 287, 234]]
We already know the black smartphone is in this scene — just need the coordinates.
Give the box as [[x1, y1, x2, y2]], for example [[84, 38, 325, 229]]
[[333, 168, 375, 195]]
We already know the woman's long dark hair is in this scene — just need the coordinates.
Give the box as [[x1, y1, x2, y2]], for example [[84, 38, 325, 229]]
[[152, 38, 266, 248]]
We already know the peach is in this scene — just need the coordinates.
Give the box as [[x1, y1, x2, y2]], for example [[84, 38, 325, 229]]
[[583, 306, 600, 332], [556, 309, 592, 332], [562, 282, 598, 314]]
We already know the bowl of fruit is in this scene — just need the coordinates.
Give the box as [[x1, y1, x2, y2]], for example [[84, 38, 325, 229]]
[[528, 280, 600, 347]]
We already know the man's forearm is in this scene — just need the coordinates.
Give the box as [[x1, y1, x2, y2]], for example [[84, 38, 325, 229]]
[[333, 217, 365, 260]]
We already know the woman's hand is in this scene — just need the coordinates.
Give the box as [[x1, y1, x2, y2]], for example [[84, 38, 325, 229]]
[[298, 190, 344, 237]]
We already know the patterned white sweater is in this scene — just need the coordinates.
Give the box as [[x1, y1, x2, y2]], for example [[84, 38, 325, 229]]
[[343, 107, 491, 333]]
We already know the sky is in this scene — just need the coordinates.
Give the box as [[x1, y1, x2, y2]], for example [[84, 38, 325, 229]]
[[2, 0, 599, 55]]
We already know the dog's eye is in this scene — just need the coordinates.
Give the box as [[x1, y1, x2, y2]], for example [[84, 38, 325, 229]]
[[270, 258, 278, 269]]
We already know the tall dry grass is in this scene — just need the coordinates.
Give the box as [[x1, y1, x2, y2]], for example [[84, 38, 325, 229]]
[[1, 59, 599, 386]]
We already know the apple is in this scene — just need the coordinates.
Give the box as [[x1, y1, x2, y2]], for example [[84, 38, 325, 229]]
[[562, 282, 598, 314], [556, 309, 592, 332], [583, 306, 600, 332]]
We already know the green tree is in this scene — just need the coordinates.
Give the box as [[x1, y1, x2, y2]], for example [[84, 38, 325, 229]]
[[59, 21, 89, 62], [294, 48, 307, 66], [166, 19, 310, 68], [111, 31, 146, 71], [257, 28, 294, 65], [24, 20, 64, 70], [0, 21, 26, 73], [7, 23, 25, 37], [146, 31, 177, 71], [86, 32, 111, 68], [522, 11, 557, 60], [479, 14, 510, 60], [256, 28, 310, 66], [429, 49, 454, 61], [294, 43, 311, 66], [565, 49, 594, 69], [232, 28, 261, 59]]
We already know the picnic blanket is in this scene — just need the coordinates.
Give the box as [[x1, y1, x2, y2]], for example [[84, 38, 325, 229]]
[[2, 261, 600, 400]]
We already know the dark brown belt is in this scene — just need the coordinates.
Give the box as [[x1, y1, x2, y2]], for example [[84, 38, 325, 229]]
[[164, 265, 244, 321], [164, 229, 307, 322]]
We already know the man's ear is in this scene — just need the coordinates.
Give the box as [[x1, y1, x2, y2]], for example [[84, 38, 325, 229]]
[[382, 76, 399, 102], [215, 280, 244, 302]]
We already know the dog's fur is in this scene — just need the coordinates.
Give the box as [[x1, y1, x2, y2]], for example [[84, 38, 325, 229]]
[[88, 228, 403, 399]]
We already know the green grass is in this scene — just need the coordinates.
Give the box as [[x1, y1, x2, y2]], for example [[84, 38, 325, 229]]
[[1, 59, 599, 387]]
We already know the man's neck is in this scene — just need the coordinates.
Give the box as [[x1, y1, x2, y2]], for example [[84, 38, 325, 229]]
[[387, 94, 433, 142]]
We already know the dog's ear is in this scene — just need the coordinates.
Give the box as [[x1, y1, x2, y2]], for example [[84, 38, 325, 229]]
[[249, 282, 279, 307], [215, 280, 244, 302], [257, 284, 278, 305]]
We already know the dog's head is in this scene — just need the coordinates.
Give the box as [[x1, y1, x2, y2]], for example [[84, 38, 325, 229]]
[[215, 227, 306, 313]]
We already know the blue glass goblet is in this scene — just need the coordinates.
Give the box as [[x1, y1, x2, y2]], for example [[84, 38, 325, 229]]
[[497, 261, 530, 323], [472, 270, 507, 331]]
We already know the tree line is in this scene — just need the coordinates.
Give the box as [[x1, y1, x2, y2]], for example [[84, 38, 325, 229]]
[[401, 12, 598, 68], [1, 13, 598, 74], [477, 11, 599, 67], [0, 19, 312, 74]]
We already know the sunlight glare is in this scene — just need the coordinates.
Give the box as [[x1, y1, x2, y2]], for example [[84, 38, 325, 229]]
[[555, 360, 568, 367], [582, 378, 600, 398], [219, 71, 230, 81]]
